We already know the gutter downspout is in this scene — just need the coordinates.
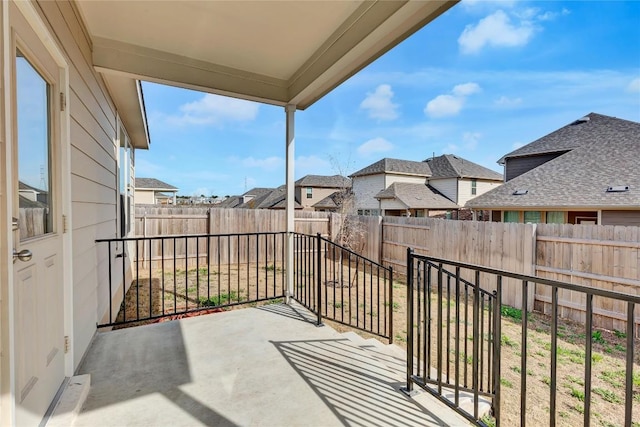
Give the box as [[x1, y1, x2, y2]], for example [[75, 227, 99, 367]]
[[285, 105, 296, 303]]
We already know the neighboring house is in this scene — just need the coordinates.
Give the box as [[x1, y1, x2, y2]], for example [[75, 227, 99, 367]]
[[236, 187, 275, 209], [466, 113, 640, 226], [351, 155, 502, 217], [0, 1, 453, 425], [350, 158, 432, 216], [295, 175, 351, 210], [18, 181, 48, 205], [313, 190, 353, 213], [134, 178, 178, 205], [424, 154, 503, 207], [375, 182, 458, 217]]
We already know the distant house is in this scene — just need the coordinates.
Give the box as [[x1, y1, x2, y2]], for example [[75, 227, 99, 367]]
[[134, 178, 178, 205], [295, 175, 351, 211], [466, 113, 640, 226], [236, 188, 276, 209], [424, 154, 503, 207], [351, 155, 502, 217], [351, 158, 431, 216]]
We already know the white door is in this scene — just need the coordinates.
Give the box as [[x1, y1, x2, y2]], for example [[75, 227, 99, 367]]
[[9, 3, 65, 425]]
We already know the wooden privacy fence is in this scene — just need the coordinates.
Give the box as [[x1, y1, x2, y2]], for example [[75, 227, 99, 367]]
[[135, 206, 333, 237], [132, 207, 639, 331]]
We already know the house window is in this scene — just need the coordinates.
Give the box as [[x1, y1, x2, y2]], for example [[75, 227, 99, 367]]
[[471, 179, 477, 195], [118, 120, 134, 237], [503, 211, 519, 223], [306, 187, 312, 199], [546, 211, 565, 224], [524, 211, 542, 224]]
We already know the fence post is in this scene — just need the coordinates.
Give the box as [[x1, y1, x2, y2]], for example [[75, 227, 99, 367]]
[[402, 248, 415, 395], [388, 266, 394, 344], [316, 233, 323, 326]]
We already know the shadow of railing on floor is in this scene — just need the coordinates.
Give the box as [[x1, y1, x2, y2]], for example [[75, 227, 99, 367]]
[[271, 338, 457, 427]]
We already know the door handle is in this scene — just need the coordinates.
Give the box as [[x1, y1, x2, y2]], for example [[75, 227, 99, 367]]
[[13, 249, 33, 264]]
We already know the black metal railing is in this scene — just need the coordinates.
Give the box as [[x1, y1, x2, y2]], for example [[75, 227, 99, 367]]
[[96, 232, 287, 327], [293, 233, 394, 342], [405, 249, 639, 427]]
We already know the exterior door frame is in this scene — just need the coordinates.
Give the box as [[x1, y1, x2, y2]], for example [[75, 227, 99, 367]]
[[0, 1, 72, 425]]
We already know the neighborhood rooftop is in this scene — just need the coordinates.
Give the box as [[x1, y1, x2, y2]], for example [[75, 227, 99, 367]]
[[425, 154, 503, 180], [375, 183, 459, 210], [349, 158, 432, 178], [135, 178, 178, 190], [295, 175, 351, 188], [467, 113, 640, 209], [497, 112, 630, 164]]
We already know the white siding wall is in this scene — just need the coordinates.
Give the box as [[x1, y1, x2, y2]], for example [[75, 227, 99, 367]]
[[384, 174, 426, 187], [428, 177, 458, 203], [134, 189, 156, 205], [458, 179, 502, 206], [352, 174, 385, 210], [36, 1, 124, 370]]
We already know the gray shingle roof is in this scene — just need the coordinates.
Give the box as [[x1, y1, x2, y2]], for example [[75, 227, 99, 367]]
[[466, 113, 640, 209], [312, 190, 350, 209], [135, 178, 178, 190], [214, 196, 242, 208], [349, 158, 431, 178], [424, 154, 503, 180], [498, 113, 625, 163], [375, 183, 459, 210], [295, 175, 351, 188], [243, 187, 273, 197]]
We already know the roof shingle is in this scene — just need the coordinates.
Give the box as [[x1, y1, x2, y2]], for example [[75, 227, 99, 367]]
[[350, 158, 432, 178], [425, 154, 502, 180], [375, 183, 459, 210], [136, 178, 178, 190]]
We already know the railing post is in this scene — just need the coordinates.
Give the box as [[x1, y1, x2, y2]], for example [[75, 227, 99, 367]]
[[316, 233, 323, 326], [402, 248, 415, 395], [388, 266, 394, 344], [493, 277, 502, 427]]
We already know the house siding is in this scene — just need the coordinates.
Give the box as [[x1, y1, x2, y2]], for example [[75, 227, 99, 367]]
[[296, 186, 341, 210], [428, 177, 457, 203], [135, 189, 156, 205], [36, 1, 125, 370], [505, 152, 565, 181], [353, 174, 385, 210], [383, 173, 426, 187], [380, 199, 407, 213], [457, 179, 502, 206], [601, 210, 640, 226]]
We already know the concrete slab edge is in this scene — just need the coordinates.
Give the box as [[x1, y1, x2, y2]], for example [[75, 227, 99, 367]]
[[45, 374, 90, 427]]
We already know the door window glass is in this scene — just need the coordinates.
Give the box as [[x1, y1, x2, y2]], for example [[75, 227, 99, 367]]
[[16, 50, 52, 239]]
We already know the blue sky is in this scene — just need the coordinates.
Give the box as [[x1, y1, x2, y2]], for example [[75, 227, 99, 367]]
[[138, 0, 640, 197]]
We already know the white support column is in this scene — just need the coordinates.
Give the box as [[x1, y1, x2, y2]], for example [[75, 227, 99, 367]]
[[285, 104, 296, 303]]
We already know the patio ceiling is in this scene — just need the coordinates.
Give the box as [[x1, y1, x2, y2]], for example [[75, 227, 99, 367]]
[[75, 0, 456, 110]]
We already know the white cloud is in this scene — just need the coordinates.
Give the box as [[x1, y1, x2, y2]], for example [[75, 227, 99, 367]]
[[425, 82, 481, 118], [494, 95, 523, 107], [241, 156, 284, 172], [357, 137, 394, 156], [458, 10, 535, 54], [536, 8, 571, 21], [461, 0, 516, 10], [360, 84, 399, 121], [627, 77, 640, 93], [453, 82, 482, 96], [462, 132, 481, 150], [169, 94, 259, 126], [425, 95, 464, 118]]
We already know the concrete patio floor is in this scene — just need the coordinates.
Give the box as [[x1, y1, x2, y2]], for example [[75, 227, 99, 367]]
[[73, 302, 472, 426]]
